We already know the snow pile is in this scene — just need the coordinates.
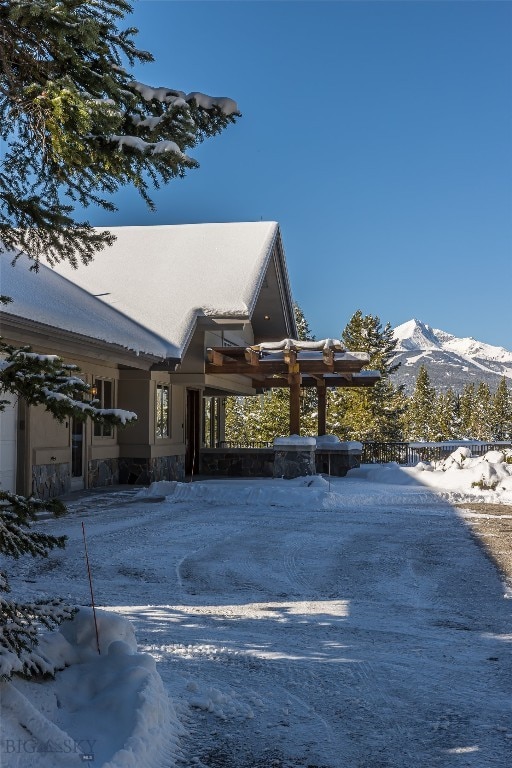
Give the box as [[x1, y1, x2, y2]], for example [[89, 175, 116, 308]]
[[135, 480, 178, 498], [350, 447, 512, 504], [0, 608, 182, 768], [144, 475, 333, 509]]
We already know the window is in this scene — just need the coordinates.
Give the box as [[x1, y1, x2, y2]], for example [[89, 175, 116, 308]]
[[203, 396, 222, 448], [93, 378, 114, 437], [156, 384, 170, 439]]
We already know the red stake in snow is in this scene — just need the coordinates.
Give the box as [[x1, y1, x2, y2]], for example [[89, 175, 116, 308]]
[[82, 521, 101, 655]]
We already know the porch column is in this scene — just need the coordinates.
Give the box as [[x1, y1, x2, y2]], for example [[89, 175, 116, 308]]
[[289, 373, 301, 435], [317, 380, 327, 436]]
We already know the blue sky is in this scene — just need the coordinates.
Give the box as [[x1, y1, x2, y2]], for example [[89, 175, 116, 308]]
[[90, 1, 512, 349]]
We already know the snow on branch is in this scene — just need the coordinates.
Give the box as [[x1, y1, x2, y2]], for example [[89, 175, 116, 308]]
[[129, 81, 239, 115], [109, 134, 191, 160], [0, 343, 137, 426]]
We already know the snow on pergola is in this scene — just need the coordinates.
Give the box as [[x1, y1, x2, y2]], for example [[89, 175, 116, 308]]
[[206, 338, 381, 435]]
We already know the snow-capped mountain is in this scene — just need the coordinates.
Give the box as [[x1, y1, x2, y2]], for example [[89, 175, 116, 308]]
[[391, 319, 512, 394]]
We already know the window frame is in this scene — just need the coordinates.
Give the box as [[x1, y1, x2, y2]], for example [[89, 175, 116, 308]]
[[93, 378, 114, 438]]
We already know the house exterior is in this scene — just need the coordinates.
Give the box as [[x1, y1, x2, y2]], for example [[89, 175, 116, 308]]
[[0, 222, 297, 498]]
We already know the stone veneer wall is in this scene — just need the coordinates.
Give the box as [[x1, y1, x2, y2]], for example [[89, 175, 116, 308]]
[[88, 457, 120, 488], [32, 462, 71, 499], [117, 454, 185, 485], [200, 447, 362, 479], [315, 450, 361, 477], [273, 448, 316, 479], [200, 449, 274, 477]]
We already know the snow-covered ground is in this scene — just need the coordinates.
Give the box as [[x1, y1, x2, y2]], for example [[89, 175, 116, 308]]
[[2, 450, 512, 767]]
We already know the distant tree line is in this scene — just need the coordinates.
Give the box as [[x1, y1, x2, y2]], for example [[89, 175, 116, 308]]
[[224, 308, 512, 444]]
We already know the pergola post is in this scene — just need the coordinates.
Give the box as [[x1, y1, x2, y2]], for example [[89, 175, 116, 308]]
[[289, 373, 301, 435], [317, 380, 327, 436]]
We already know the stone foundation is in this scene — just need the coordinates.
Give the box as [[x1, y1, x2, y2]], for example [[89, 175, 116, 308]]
[[32, 462, 71, 499], [273, 438, 316, 479], [315, 449, 361, 477], [118, 454, 185, 485], [273, 448, 316, 479], [88, 457, 120, 488], [200, 449, 274, 477]]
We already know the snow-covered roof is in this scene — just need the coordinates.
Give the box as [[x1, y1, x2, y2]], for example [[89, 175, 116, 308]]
[[52, 223, 282, 358], [1, 222, 287, 360], [0, 252, 174, 360]]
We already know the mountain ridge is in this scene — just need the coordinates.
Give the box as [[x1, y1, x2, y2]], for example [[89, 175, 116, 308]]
[[390, 319, 512, 394]]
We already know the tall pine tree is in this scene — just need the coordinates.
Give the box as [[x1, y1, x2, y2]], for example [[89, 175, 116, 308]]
[[404, 365, 437, 441], [0, 0, 239, 267], [432, 387, 458, 441], [491, 377, 512, 441], [472, 382, 493, 440], [328, 311, 405, 441], [459, 383, 476, 438], [0, 0, 239, 681]]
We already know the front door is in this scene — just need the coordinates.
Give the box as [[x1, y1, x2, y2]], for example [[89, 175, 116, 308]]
[[71, 418, 85, 490], [185, 389, 200, 476]]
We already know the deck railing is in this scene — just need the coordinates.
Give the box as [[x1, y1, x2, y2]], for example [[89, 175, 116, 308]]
[[212, 440, 512, 465], [361, 441, 512, 466], [218, 440, 273, 449]]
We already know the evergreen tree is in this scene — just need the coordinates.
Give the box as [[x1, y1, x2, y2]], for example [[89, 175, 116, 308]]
[[0, 300, 136, 678], [327, 310, 405, 441], [0, 347, 135, 679], [432, 387, 458, 440], [294, 303, 315, 343], [0, 0, 238, 680], [0, 0, 239, 267], [0, 341, 136, 427], [0, 492, 76, 679], [459, 383, 476, 438], [472, 382, 493, 441], [491, 377, 512, 441], [405, 365, 437, 441]]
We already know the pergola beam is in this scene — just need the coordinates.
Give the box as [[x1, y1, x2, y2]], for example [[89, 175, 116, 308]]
[[205, 341, 380, 438], [206, 360, 366, 376], [250, 375, 380, 389]]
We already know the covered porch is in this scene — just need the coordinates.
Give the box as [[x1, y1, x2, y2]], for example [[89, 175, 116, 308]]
[[200, 338, 380, 478]]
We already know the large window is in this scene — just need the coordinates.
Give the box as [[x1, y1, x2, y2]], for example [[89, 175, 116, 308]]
[[203, 396, 222, 448], [93, 378, 113, 437], [156, 384, 170, 439]]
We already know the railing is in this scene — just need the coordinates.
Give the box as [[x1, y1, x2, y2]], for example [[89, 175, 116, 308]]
[[362, 441, 512, 466], [210, 440, 511, 463], [361, 442, 411, 465], [217, 440, 273, 449]]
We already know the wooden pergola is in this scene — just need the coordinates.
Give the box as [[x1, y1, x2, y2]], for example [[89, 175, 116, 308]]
[[206, 339, 380, 436]]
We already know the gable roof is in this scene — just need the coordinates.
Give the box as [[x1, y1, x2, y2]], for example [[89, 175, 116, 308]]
[[53, 222, 291, 358], [2, 222, 295, 361]]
